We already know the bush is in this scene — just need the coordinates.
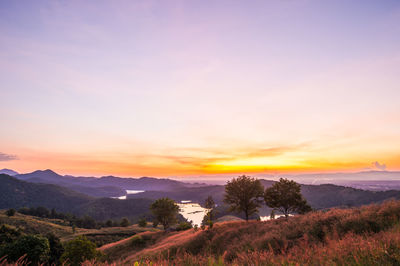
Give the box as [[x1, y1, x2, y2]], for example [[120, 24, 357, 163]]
[[138, 218, 147, 227], [46, 233, 64, 265], [131, 235, 146, 247], [7, 235, 50, 264], [120, 218, 130, 227], [176, 221, 193, 231], [6, 208, 16, 217], [0, 224, 21, 245], [60, 236, 102, 266], [105, 220, 113, 227]]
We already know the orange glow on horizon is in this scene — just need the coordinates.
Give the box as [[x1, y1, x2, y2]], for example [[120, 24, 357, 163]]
[[2, 146, 400, 177]]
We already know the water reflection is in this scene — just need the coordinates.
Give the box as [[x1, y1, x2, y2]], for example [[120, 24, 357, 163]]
[[177, 200, 209, 227], [112, 189, 145, 200]]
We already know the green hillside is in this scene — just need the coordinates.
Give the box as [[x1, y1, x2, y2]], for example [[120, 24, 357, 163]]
[[0, 210, 158, 247], [0, 174, 153, 221]]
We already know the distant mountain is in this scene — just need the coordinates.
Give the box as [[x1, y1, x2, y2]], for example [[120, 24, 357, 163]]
[[0, 174, 91, 212], [0, 174, 153, 221], [0, 168, 18, 176], [279, 170, 400, 184], [5, 170, 400, 222], [15, 170, 206, 197], [127, 179, 400, 213]]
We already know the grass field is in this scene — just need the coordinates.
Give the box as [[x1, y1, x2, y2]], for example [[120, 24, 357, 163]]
[[0, 211, 159, 247], [86, 200, 400, 265]]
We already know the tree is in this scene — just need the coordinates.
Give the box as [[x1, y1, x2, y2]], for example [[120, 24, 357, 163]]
[[6, 208, 16, 217], [105, 220, 113, 227], [224, 175, 264, 221], [120, 218, 130, 227], [60, 236, 101, 266], [8, 235, 50, 264], [46, 233, 64, 265], [204, 196, 216, 228], [138, 217, 147, 227], [150, 198, 179, 230], [264, 178, 312, 217]]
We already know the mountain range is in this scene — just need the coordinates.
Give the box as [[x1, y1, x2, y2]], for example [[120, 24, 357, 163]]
[[2, 169, 400, 221], [0, 174, 153, 221], [13, 169, 206, 197]]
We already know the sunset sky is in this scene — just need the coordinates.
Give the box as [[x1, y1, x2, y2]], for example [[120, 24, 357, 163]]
[[1, 0, 400, 177]]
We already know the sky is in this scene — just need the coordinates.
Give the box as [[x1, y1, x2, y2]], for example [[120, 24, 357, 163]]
[[1, 0, 400, 178]]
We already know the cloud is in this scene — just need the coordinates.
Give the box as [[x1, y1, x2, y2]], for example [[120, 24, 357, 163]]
[[0, 152, 18, 161], [373, 161, 387, 171]]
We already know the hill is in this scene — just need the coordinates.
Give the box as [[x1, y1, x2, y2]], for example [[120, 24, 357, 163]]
[[0, 210, 158, 247], [0, 174, 92, 213], [100, 200, 400, 265], [14, 169, 206, 197], [0, 174, 153, 221], [127, 179, 400, 217], [0, 168, 18, 176]]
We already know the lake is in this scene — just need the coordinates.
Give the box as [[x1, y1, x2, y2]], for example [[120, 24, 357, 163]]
[[112, 189, 145, 200], [259, 214, 292, 221], [111, 194, 209, 226], [177, 201, 210, 227]]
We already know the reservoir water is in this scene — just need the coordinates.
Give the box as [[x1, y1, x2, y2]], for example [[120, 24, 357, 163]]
[[111, 194, 208, 226], [259, 214, 292, 221], [112, 189, 145, 200], [177, 201, 209, 227]]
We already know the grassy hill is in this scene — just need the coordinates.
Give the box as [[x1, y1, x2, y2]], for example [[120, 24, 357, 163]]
[[0, 210, 75, 238], [0, 174, 153, 221], [98, 200, 400, 265], [0, 210, 158, 247]]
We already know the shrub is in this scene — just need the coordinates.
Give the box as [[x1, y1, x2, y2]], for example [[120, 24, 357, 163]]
[[60, 236, 101, 266], [6, 208, 16, 217], [176, 221, 193, 231], [46, 233, 64, 265], [131, 235, 146, 248], [138, 218, 147, 227], [120, 218, 130, 227], [6, 235, 50, 264], [105, 220, 113, 227]]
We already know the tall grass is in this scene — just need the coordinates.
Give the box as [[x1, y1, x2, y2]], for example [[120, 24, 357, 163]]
[[140, 200, 400, 265], [3, 200, 400, 265]]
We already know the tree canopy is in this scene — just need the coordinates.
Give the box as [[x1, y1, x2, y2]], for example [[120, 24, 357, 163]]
[[150, 198, 179, 230], [264, 178, 312, 217], [224, 175, 264, 221], [7, 235, 50, 265], [60, 236, 100, 266], [204, 195, 216, 228]]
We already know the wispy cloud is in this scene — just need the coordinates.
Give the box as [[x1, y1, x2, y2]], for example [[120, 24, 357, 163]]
[[0, 152, 18, 161]]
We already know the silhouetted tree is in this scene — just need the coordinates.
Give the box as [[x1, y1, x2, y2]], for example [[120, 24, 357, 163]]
[[264, 178, 312, 217], [150, 198, 179, 230], [204, 196, 216, 228], [120, 218, 130, 227], [6, 208, 16, 217], [105, 220, 113, 227], [224, 175, 264, 221], [138, 217, 147, 227]]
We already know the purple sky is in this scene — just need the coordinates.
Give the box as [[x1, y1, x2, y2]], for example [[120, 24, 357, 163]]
[[1, 0, 400, 177]]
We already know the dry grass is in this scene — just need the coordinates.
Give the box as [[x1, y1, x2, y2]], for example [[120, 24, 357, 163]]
[[0, 211, 75, 238], [3, 200, 400, 265], [101, 200, 400, 265], [0, 211, 159, 248]]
